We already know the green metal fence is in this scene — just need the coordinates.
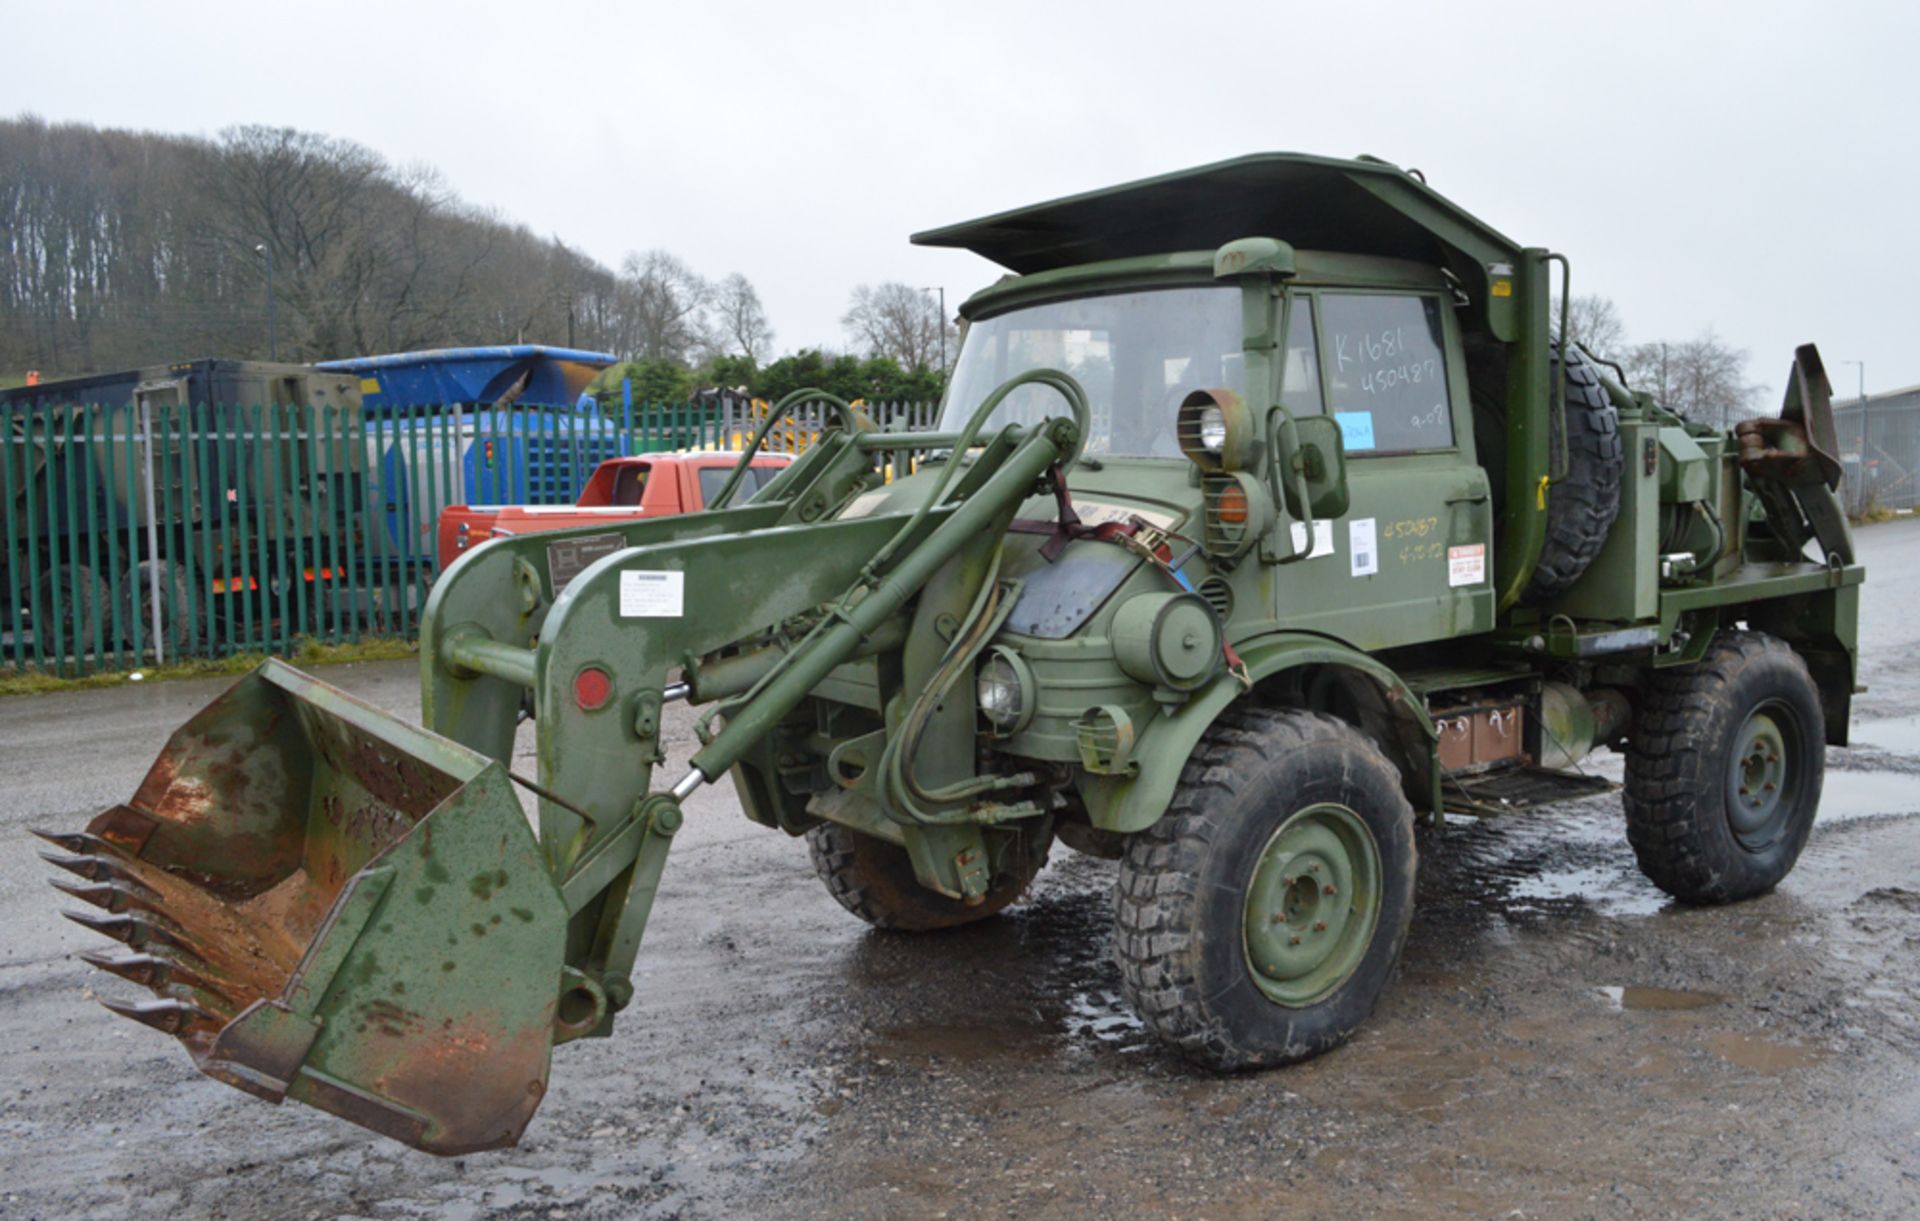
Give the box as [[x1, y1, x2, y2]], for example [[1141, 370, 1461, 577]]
[[2, 398, 938, 676]]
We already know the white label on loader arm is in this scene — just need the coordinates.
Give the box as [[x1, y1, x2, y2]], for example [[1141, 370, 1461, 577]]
[[620, 569, 684, 617]]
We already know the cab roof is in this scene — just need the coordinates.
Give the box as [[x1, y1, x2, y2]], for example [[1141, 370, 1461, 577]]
[[910, 152, 1522, 277]]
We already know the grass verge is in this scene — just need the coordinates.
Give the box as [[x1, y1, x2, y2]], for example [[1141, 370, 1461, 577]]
[[0, 637, 419, 698]]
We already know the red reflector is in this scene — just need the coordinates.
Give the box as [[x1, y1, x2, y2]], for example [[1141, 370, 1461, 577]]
[[574, 667, 614, 711]]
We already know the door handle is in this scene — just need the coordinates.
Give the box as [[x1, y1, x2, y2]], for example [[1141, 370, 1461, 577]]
[[1446, 490, 1490, 505]]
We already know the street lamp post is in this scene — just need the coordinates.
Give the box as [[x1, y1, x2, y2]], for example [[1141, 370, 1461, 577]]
[[254, 243, 277, 361], [1840, 360, 1866, 406]]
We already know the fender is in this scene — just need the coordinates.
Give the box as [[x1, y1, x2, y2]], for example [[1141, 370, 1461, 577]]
[[1081, 631, 1439, 833]]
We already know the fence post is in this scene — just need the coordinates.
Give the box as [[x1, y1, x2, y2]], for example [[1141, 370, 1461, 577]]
[[137, 399, 164, 665]]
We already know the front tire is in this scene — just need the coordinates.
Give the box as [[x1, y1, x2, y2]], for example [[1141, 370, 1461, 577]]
[[806, 822, 1050, 932], [1116, 707, 1417, 1070], [1624, 632, 1824, 904]]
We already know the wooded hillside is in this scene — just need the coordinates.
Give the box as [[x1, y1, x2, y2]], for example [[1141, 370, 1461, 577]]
[[0, 117, 627, 375]]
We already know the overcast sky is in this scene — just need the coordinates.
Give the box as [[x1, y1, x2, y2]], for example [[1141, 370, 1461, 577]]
[[3, 0, 1914, 402]]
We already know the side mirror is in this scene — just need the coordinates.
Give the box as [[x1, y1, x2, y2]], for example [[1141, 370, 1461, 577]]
[[1269, 410, 1350, 520]]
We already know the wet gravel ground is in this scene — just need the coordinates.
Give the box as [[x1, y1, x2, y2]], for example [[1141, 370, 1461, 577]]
[[5, 521, 1920, 1218]]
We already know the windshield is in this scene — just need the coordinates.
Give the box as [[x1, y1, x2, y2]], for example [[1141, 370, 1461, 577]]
[[939, 286, 1246, 459]]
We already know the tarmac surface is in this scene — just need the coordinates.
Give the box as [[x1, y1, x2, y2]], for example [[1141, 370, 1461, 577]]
[[3, 521, 1919, 1218]]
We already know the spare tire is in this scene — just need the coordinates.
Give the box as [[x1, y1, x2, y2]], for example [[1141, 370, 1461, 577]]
[[1468, 344, 1623, 603]]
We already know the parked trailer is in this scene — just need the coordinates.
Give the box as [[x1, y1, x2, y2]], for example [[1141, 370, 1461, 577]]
[[0, 361, 367, 670], [315, 345, 621, 519]]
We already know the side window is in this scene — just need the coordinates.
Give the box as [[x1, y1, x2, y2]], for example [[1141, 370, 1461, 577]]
[[1279, 296, 1323, 415], [1318, 294, 1452, 453], [611, 464, 648, 506], [699, 465, 766, 506]]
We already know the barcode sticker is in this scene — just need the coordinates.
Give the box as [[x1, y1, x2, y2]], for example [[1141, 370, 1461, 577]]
[[619, 569, 684, 617], [1349, 517, 1378, 577]]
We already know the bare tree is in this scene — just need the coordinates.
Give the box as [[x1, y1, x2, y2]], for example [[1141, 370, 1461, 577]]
[[615, 250, 711, 363], [712, 272, 773, 362], [1624, 331, 1762, 427], [842, 282, 949, 370], [1559, 294, 1628, 360]]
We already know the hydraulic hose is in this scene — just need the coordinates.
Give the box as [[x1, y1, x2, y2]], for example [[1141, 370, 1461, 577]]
[[707, 387, 863, 510]]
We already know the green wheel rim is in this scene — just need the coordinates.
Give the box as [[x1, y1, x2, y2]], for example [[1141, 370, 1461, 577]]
[[1242, 802, 1382, 1007], [1726, 701, 1803, 852]]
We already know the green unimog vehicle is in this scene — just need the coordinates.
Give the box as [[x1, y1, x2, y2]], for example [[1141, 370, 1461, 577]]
[[44, 153, 1860, 1154]]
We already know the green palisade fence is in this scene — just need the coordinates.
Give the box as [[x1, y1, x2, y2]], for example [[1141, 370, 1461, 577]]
[[1, 398, 940, 676]]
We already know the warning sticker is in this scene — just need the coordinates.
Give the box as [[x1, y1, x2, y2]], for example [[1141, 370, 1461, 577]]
[[619, 569, 684, 617], [1289, 519, 1336, 558], [1448, 543, 1486, 587], [547, 533, 625, 591], [1349, 518, 1378, 576]]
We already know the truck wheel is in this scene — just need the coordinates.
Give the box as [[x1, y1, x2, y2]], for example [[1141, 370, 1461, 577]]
[[1524, 346, 1624, 602], [1624, 632, 1824, 904], [30, 565, 110, 662], [121, 558, 206, 655], [806, 822, 1050, 931], [1116, 707, 1416, 1070]]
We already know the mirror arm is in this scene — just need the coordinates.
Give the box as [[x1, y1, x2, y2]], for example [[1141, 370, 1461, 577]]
[[1265, 404, 1315, 563]]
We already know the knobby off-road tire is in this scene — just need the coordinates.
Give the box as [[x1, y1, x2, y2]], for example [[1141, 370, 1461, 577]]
[[1116, 707, 1417, 1070], [1526, 346, 1625, 602], [1469, 343, 1625, 603], [1624, 632, 1825, 904], [806, 822, 1051, 932]]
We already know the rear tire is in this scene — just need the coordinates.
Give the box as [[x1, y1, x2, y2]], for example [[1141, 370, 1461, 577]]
[[1116, 707, 1417, 1070], [806, 822, 1050, 931], [1624, 632, 1824, 904]]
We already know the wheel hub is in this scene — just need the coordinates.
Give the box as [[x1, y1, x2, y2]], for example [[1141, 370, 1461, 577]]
[[1243, 802, 1381, 1007], [1726, 705, 1798, 851]]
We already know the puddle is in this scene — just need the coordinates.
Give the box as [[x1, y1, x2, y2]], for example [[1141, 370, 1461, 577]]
[[1706, 1031, 1827, 1072], [1508, 865, 1668, 918], [1851, 713, 1920, 756], [1064, 987, 1146, 1047], [1818, 769, 1920, 823], [1598, 985, 1724, 1011]]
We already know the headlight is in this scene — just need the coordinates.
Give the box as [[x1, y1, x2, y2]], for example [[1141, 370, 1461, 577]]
[[1197, 405, 1227, 452], [977, 647, 1035, 734]]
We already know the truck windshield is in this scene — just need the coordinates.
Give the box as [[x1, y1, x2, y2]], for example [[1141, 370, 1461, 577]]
[[939, 286, 1246, 459]]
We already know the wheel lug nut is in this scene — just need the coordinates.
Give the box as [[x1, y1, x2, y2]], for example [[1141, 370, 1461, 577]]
[[1282, 876, 1294, 886], [1289, 935, 1302, 946], [1323, 884, 1336, 895], [1309, 864, 1320, 874], [1313, 921, 1327, 932], [1763, 782, 1776, 791]]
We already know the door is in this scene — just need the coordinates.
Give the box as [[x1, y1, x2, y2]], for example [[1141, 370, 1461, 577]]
[[1265, 290, 1494, 649]]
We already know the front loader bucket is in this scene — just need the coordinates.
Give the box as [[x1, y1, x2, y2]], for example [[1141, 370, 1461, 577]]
[[38, 659, 568, 1154]]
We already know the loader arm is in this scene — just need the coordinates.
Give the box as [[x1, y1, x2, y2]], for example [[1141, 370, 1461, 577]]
[[40, 383, 1083, 1154]]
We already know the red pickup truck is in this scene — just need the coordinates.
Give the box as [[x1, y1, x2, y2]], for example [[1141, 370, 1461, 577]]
[[437, 451, 791, 570]]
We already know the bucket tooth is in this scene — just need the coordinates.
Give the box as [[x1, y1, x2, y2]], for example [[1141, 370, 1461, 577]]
[[42, 852, 158, 894], [51, 880, 162, 915], [62, 909, 192, 953], [78, 950, 237, 1008], [30, 829, 118, 855], [98, 996, 215, 1037], [40, 851, 111, 882], [79, 949, 167, 987]]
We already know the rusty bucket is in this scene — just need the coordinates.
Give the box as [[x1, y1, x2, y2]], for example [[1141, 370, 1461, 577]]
[[39, 659, 569, 1154]]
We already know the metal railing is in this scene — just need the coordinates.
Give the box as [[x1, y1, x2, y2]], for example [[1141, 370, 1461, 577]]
[[2, 397, 941, 676], [1834, 390, 1920, 518]]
